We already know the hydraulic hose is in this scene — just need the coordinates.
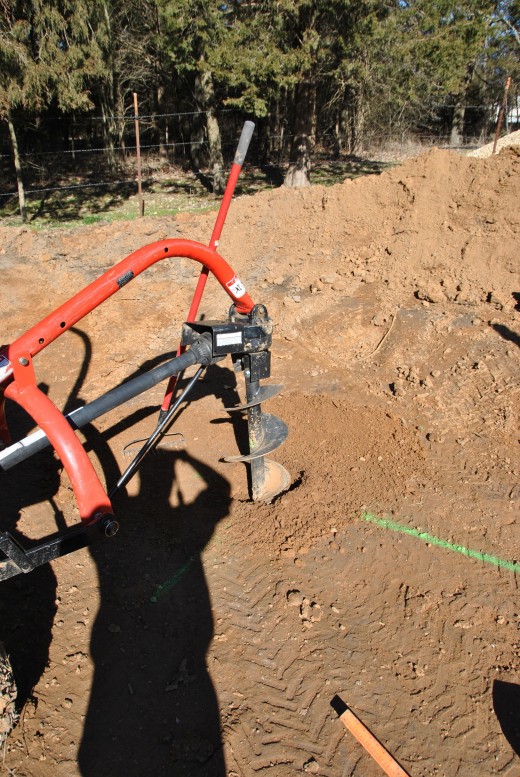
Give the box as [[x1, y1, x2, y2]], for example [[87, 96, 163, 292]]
[[0, 335, 213, 471]]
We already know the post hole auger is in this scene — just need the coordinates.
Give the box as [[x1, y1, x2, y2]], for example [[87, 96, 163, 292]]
[[0, 121, 290, 587]]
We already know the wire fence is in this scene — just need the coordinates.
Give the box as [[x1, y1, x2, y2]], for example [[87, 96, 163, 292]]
[[3, 101, 516, 126], [0, 138, 495, 206], [0, 100, 517, 219]]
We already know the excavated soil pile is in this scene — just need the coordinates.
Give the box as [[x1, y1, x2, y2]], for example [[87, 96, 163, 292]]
[[1, 146, 519, 777]]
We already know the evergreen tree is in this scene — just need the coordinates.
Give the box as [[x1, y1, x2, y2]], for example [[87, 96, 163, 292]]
[[157, 0, 229, 193], [0, 0, 103, 220], [210, 0, 375, 186], [86, 0, 163, 170]]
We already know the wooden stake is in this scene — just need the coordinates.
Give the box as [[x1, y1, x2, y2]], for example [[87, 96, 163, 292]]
[[492, 76, 512, 155], [133, 92, 144, 217], [331, 695, 411, 777]]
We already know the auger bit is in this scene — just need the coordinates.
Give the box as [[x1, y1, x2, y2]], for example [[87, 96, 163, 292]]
[[183, 303, 290, 503]]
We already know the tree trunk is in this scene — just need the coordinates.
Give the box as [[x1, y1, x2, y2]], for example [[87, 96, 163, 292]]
[[100, 0, 117, 171], [115, 77, 126, 157], [284, 80, 316, 188], [450, 103, 466, 146], [71, 112, 76, 161], [100, 90, 117, 172], [7, 112, 27, 223], [190, 121, 206, 171], [334, 88, 353, 156], [195, 66, 225, 195], [268, 96, 281, 160], [450, 66, 476, 147], [153, 4, 167, 163], [334, 109, 342, 158], [347, 90, 366, 154], [155, 84, 168, 163]]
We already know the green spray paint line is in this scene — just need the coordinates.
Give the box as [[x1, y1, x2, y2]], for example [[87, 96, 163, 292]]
[[150, 556, 194, 602], [362, 513, 520, 574]]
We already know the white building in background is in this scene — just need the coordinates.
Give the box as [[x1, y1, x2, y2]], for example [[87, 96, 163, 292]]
[[494, 98, 520, 127]]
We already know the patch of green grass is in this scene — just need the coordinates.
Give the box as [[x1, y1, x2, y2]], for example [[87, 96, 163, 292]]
[[81, 214, 106, 225], [0, 154, 391, 229]]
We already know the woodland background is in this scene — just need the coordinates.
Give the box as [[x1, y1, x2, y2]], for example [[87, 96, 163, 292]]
[[0, 0, 519, 221]]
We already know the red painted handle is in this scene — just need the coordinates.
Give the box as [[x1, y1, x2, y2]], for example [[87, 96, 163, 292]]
[[3, 238, 254, 369], [0, 238, 255, 526]]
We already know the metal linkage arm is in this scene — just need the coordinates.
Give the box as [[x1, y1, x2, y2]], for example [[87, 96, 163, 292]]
[[0, 335, 213, 472], [0, 525, 92, 582]]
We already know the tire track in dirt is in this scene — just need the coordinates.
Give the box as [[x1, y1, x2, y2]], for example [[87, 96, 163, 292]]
[[206, 523, 519, 777], [208, 557, 351, 776]]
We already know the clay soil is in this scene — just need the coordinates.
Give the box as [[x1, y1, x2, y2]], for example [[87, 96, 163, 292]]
[[0, 147, 519, 777]]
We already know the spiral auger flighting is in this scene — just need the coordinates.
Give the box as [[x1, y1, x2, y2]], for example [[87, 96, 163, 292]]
[[183, 303, 290, 503]]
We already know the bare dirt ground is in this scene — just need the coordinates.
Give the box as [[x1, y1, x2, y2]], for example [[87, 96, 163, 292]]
[[0, 146, 519, 776]]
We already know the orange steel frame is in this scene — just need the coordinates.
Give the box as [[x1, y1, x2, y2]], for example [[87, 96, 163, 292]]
[[0, 239, 255, 528]]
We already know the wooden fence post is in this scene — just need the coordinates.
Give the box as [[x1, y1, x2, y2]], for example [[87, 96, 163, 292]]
[[493, 76, 512, 155]]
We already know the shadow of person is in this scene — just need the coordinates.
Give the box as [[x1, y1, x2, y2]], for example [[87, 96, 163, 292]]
[[1, 327, 238, 771], [78, 447, 231, 777], [493, 679, 520, 756]]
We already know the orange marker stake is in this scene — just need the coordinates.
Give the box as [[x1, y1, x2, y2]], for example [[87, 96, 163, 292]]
[[330, 695, 411, 777]]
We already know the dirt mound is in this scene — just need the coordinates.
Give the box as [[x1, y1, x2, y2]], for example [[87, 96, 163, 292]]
[[1, 146, 519, 777], [1, 145, 517, 332], [215, 145, 519, 312], [468, 128, 520, 158]]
